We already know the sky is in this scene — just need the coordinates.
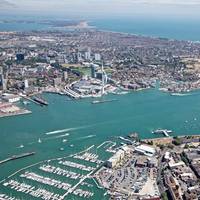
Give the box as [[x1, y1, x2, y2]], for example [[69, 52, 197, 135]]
[[1, 0, 200, 20]]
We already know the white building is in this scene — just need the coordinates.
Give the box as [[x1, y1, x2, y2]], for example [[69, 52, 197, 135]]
[[53, 77, 62, 87], [85, 51, 91, 60], [94, 53, 101, 61], [106, 149, 124, 168], [63, 71, 68, 81], [24, 79, 29, 88], [78, 52, 83, 62], [2, 94, 21, 103], [135, 145, 156, 157]]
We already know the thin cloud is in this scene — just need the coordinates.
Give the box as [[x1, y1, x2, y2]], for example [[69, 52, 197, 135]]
[[130, 0, 200, 5], [0, 0, 15, 7]]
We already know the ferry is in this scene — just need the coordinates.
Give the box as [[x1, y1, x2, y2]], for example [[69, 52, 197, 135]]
[[91, 99, 118, 104]]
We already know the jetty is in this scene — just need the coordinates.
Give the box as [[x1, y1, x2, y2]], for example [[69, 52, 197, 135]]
[[33, 96, 48, 106], [0, 152, 35, 165], [152, 129, 172, 137], [19, 95, 44, 106]]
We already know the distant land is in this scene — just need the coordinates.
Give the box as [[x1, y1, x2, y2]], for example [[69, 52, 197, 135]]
[[0, 16, 200, 41], [0, 19, 93, 29]]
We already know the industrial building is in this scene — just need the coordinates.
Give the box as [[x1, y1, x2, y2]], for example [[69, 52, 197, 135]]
[[135, 145, 156, 157], [2, 94, 21, 103]]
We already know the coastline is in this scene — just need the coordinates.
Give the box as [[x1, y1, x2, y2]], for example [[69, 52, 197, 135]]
[[89, 22, 200, 43], [0, 19, 200, 43]]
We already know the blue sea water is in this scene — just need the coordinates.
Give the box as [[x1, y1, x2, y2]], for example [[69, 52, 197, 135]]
[[90, 18, 200, 41], [0, 15, 200, 41], [0, 22, 50, 31]]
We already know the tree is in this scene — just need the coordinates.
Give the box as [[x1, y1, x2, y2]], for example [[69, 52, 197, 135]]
[[161, 192, 168, 200], [173, 138, 181, 146]]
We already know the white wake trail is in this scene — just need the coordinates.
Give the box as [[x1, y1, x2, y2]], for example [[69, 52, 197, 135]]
[[45, 133, 69, 140], [45, 127, 79, 135], [77, 134, 96, 140]]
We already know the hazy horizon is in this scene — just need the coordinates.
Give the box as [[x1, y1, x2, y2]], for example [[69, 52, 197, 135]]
[[1, 0, 200, 20]]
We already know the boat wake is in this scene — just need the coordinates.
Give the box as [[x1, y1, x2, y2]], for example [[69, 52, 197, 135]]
[[16, 144, 24, 149], [45, 133, 69, 140], [77, 135, 96, 140], [44, 124, 96, 135], [171, 93, 192, 97], [44, 125, 91, 135]]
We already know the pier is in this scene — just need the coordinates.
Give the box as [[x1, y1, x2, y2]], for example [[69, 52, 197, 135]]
[[19, 94, 48, 106], [152, 129, 172, 137], [20, 95, 42, 106], [162, 130, 170, 137], [61, 169, 95, 199], [0, 152, 35, 165], [119, 136, 133, 144]]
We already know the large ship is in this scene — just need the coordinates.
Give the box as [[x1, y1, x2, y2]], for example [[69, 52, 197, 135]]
[[33, 96, 48, 106]]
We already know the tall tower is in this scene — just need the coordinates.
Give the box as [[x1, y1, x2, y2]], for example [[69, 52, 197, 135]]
[[91, 64, 96, 78], [101, 62, 107, 96], [24, 79, 29, 89], [0, 67, 7, 91], [85, 48, 91, 61]]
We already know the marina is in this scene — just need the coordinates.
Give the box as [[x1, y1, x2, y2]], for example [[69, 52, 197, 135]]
[[39, 164, 84, 180], [20, 171, 72, 190], [0, 144, 107, 199], [1, 90, 200, 199], [59, 160, 95, 172], [72, 152, 102, 164], [3, 180, 62, 200]]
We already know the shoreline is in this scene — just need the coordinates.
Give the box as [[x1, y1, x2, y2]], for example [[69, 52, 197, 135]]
[[82, 20, 200, 43], [0, 20, 200, 43]]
